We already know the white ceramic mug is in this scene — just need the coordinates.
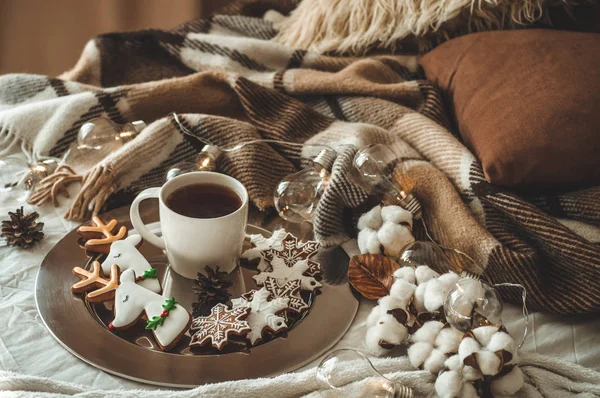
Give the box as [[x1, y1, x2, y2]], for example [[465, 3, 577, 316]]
[[130, 172, 248, 279]]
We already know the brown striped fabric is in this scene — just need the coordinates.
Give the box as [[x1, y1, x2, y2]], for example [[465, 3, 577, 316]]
[[0, 0, 599, 314]]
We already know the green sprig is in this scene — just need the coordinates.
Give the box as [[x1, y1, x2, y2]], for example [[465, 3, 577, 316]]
[[145, 316, 165, 330], [163, 297, 178, 312], [142, 268, 158, 279]]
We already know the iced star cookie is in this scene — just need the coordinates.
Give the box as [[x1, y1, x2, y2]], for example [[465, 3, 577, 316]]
[[261, 233, 321, 276], [253, 257, 322, 291], [100, 235, 161, 293], [241, 229, 288, 271], [241, 277, 309, 320], [71, 261, 120, 303], [189, 303, 251, 350], [77, 216, 127, 254], [108, 269, 191, 351], [232, 287, 289, 345]]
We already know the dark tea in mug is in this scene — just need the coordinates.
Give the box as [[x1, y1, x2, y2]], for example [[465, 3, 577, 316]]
[[165, 183, 242, 219]]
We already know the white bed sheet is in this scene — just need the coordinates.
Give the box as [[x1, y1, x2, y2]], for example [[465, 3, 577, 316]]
[[1, 156, 599, 391]]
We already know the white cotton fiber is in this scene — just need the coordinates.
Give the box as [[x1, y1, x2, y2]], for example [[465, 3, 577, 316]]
[[415, 265, 438, 285], [357, 206, 382, 230], [381, 205, 413, 226], [476, 351, 502, 376], [438, 272, 460, 289], [412, 283, 427, 313], [408, 341, 433, 368], [378, 221, 414, 257], [366, 305, 382, 328], [394, 266, 416, 284], [423, 348, 447, 373], [357, 228, 381, 254], [375, 314, 408, 345], [461, 382, 479, 398], [435, 370, 463, 398], [378, 295, 407, 314], [461, 278, 485, 302], [444, 354, 462, 371], [472, 326, 500, 347], [487, 331, 516, 355], [435, 327, 464, 354], [462, 365, 483, 381], [365, 325, 392, 356], [424, 279, 446, 312], [458, 337, 481, 361], [389, 279, 416, 305], [490, 366, 524, 396], [411, 321, 444, 344]]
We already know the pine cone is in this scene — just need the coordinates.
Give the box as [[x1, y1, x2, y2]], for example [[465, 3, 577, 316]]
[[192, 265, 233, 317], [1, 207, 44, 249]]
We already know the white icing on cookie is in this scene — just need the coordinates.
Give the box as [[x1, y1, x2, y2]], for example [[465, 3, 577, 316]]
[[242, 229, 288, 271], [232, 287, 289, 345], [253, 257, 322, 291], [100, 235, 161, 293], [110, 269, 190, 349]]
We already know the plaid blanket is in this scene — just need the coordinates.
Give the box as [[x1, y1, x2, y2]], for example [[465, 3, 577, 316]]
[[0, 0, 599, 315]]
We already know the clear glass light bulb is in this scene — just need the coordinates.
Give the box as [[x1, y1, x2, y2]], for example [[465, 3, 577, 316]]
[[274, 167, 328, 223], [165, 161, 196, 182], [316, 349, 412, 398], [21, 159, 60, 191], [444, 278, 503, 332], [194, 145, 222, 172], [77, 117, 146, 151], [353, 144, 422, 219]]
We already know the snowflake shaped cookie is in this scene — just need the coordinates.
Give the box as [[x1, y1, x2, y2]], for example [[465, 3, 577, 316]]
[[253, 257, 322, 291], [231, 288, 289, 345], [241, 229, 288, 271], [262, 233, 321, 276], [189, 303, 251, 350], [241, 277, 309, 321]]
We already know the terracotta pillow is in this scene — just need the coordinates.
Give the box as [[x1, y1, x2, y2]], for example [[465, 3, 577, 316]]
[[419, 30, 600, 188]]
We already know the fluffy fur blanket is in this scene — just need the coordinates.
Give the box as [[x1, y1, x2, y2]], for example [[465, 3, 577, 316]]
[[0, 0, 599, 315]]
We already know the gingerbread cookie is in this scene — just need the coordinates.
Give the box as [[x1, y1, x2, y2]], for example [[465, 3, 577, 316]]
[[108, 269, 191, 351], [262, 233, 321, 276], [232, 287, 289, 345], [71, 261, 120, 303], [77, 216, 127, 254], [253, 257, 322, 291], [241, 229, 288, 271], [100, 235, 161, 293], [242, 277, 309, 320], [189, 303, 251, 350]]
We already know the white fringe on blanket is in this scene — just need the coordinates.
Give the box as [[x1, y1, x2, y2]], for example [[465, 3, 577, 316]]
[[1, 353, 599, 397]]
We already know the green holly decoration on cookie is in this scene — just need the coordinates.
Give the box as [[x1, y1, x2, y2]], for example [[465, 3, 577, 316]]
[[145, 297, 178, 330]]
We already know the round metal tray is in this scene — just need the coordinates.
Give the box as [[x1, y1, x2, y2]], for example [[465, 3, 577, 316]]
[[35, 201, 359, 387]]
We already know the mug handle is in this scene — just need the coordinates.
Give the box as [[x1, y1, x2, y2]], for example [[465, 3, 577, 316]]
[[130, 187, 166, 250]]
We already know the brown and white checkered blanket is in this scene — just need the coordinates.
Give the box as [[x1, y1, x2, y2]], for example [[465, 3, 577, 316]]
[[0, 0, 599, 315]]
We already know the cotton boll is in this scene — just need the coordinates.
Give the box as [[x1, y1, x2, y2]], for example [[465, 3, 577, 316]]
[[487, 332, 516, 355], [375, 314, 408, 345], [424, 279, 446, 312], [394, 266, 416, 284], [461, 278, 486, 302], [435, 370, 463, 398], [437, 272, 460, 289], [389, 279, 416, 305], [490, 366, 524, 396], [408, 341, 433, 368], [460, 383, 479, 398], [476, 351, 502, 376], [365, 326, 393, 356], [413, 283, 427, 313], [423, 348, 447, 373], [378, 295, 407, 314], [357, 206, 383, 230], [357, 228, 381, 254], [411, 321, 444, 344], [459, 337, 481, 361], [444, 354, 462, 371], [435, 327, 464, 354], [415, 266, 438, 285], [472, 326, 500, 347], [377, 221, 415, 257], [381, 205, 413, 226], [366, 305, 383, 328]]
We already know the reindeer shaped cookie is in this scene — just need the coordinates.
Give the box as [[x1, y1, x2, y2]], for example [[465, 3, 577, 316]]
[[100, 235, 161, 293], [78, 216, 128, 254], [109, 269, 192, 351]]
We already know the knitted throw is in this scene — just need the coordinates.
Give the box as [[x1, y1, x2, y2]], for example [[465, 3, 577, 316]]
[[0, 0, 599, 315]]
